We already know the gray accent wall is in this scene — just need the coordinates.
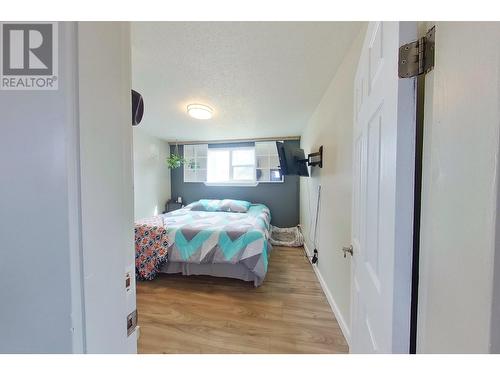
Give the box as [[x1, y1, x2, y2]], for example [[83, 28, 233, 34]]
[[170, 141, 300, 227]]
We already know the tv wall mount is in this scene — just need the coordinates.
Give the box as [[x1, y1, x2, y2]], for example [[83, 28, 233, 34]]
[[298, 145, 323, 168]]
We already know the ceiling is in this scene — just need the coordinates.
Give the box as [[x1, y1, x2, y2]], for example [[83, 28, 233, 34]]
[[131, 22, 363, 142]]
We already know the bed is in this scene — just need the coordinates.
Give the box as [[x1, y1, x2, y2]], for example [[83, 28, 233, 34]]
[[136, 199, 272, 286]]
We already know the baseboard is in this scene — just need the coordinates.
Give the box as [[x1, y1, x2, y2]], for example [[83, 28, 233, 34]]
[[303, 242, 351, 346]]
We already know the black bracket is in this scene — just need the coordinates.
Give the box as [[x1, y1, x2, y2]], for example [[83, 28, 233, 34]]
[[297, 146, 323, 168], [307, 145, 323, 168]]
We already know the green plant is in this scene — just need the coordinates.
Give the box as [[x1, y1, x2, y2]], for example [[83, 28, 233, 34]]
[[166, 143, 185, 169], [166, 153, 185, 169]]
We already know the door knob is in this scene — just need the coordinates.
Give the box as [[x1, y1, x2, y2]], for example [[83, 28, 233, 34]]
[[342, 245, 353, 258]]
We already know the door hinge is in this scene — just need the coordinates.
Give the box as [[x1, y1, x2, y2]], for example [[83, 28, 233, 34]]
[[398, 26, 435, 78]]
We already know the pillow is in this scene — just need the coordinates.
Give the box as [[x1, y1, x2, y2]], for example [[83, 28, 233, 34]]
[[219, 199, 251, 213], [189, 199, 222, 212], [188, 199, 252, 213]]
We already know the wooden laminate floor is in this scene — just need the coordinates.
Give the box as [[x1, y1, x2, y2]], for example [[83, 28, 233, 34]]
[[136, 246, 349, 353]]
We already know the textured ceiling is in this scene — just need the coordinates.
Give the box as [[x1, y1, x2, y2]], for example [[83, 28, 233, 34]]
[[131, 22, 363, 142]]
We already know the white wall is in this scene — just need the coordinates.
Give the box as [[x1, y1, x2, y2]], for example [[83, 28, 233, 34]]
[[133, 129, 171, 219], [0, 22, 81, 353], [0, 21, 138, 354], [78, 22, 137, 353], [417, 22, 500, 353], [300, 25, 366, 344]]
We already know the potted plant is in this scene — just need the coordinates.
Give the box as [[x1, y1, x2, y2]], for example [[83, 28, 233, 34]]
[[166, 143, 185, 169]]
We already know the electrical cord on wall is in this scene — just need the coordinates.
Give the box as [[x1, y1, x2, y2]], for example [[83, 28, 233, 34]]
[[300, 179, 321, 265], [305, 178, 315, 243], [301, 179, 313, 264], [297, 224, 313, 264], [300, 179, 315, 264], [311, 185, 321, 264]]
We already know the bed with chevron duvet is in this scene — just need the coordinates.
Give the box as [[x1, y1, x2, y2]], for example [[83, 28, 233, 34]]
[[159, 199, 272, 286]]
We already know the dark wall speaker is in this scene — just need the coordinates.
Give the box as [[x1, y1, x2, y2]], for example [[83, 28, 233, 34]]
[[131, 90, 144, 126]]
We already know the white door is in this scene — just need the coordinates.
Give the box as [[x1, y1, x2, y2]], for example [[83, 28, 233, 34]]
[[350, 21, 417, 353]]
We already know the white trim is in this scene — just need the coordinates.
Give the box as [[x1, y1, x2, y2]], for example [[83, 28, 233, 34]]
[[303, 242, 351, 347], [169, 136, 300, 145]]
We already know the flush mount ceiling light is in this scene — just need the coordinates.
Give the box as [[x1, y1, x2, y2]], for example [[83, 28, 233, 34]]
[[187, 104, 213, 120]]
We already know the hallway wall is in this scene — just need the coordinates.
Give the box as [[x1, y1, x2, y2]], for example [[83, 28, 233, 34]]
[[0, 22, 80, 353], [133, 129, 171, 220], [299, 24, 366, 344]]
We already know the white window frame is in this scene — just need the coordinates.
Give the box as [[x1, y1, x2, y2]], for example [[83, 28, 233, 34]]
[[255, 141, 284, 183], [183, 144, 208, 183], [205, 146, 257, 186], [183, 141, 284, 185]]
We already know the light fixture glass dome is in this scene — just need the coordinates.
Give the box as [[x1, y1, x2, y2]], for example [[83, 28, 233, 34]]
[[187, 104, 213, 120]]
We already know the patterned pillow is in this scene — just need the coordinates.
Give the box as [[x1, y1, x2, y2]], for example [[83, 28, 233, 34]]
[[219, 199, 251, 213]]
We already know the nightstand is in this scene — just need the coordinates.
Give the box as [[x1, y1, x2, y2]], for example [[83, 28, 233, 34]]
[[164, 200, 184, 213]]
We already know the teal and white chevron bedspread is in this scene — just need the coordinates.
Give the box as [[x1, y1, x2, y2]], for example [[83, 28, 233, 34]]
[[161, 204, 272, 285]]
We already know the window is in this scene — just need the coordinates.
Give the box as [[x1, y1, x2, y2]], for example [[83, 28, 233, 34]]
[[255, 141, 284, 183], [207, 147, 255, 184], [183, 141, 284, 184], [183, 144, 208, 182]]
